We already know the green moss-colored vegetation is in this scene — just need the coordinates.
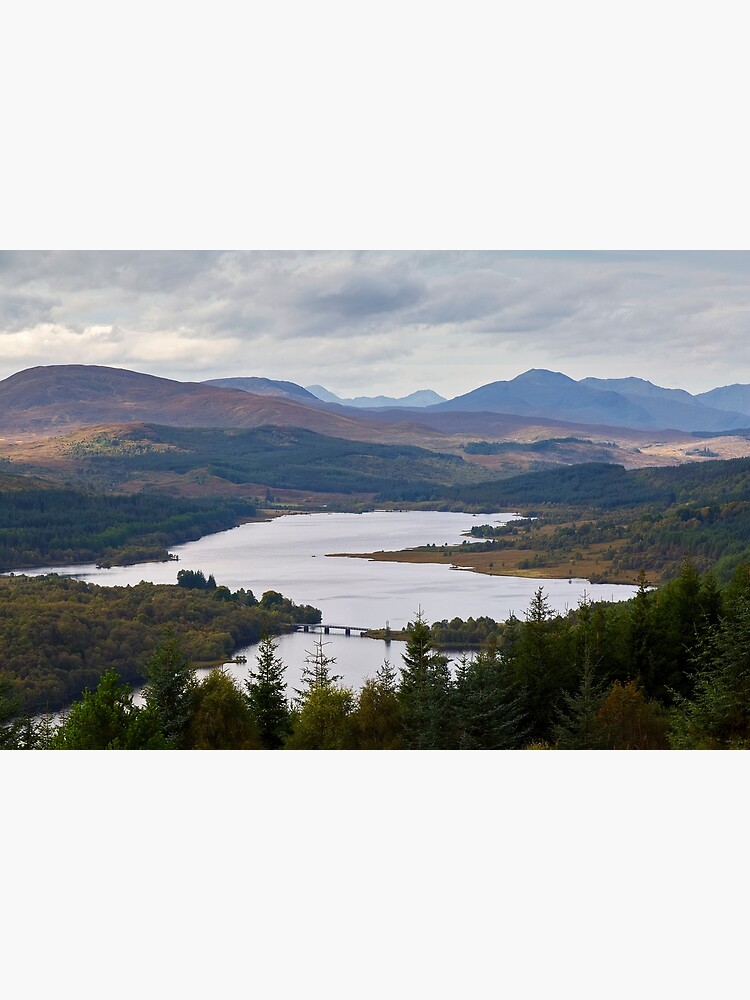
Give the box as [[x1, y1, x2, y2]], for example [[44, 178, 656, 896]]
[[8, 560, 750, 750], [0, 574, 319, 713], [463, 437, 602, 454], [438, 458, 750, 583], [450, 456, 750, 509], [0, 475, 257, 570], [55, 424, 493, 497]]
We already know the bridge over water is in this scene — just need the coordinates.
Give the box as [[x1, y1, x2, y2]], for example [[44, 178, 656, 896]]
[[296, 623, 372, 636]]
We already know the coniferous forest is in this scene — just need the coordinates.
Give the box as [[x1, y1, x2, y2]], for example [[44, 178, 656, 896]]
[[3, 558, 750, 749]]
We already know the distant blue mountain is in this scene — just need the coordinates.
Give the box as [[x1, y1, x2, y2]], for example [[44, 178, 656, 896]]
[[696, 383, 750, 418], [306, 385, 446, 408], [204, 369, 750, 433], [580, 376, 750, 430], [430, 369, 750, 432]]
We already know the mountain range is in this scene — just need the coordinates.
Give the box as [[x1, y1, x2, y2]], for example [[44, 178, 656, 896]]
[[304, 385, 447, 408], [429, 369, 750, 431], [0, 365, 396, 443], [3, 364, 750, 442], [214, 368, 750, 432]]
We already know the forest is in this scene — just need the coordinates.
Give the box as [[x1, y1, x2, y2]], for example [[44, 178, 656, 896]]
[[3, 558, 749, 750], [47, 423, 491, 495], [0, 474, 258, 570], [415, 458, 750, 584], [0, 574, 319, 712]]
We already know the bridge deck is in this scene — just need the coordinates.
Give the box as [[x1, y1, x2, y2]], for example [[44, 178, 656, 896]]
[[296, 623, 372, 633]]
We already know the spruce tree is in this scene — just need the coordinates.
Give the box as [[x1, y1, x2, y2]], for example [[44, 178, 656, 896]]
[[245, 634, 292, 749], [356, 659, 404, 749], [454, 650, 527, 750], [512, 588, 576, 742], [671, 593, 750, 748], [294, 637, 342, 707], [552, 650, 606, 750], [142, 629, 196, 748], [51, 670, 166, 750], [398, 609, 455, 749]]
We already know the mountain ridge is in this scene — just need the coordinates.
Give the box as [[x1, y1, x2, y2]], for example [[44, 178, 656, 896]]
[[429, 368, 750, 432], [202, 376, 319, 401], [306, 385, 447, 408], [4, 363, 750, 441], [0, 365, 409, 443]]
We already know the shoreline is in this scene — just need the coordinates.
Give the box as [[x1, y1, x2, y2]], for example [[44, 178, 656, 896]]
[[328, 545, 644, 587]]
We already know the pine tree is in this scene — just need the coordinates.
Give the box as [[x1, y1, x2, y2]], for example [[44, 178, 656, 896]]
[[553, 650, 606, 750], [245, 634, 292, 749], [293, 637, 342, 708], [356, 659, 403, 749], [142, 629, 196, 748], [454, 650, 528, 750], [398, 609, 455, 749]]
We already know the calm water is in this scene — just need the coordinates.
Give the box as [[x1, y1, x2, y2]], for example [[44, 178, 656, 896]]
[[23, 510, 639, 694]]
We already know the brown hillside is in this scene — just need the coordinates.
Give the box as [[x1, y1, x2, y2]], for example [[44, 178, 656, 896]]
[[0, 365, 410, 443], [2, 366, 749, 476]]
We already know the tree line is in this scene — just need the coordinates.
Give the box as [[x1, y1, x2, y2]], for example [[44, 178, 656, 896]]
[[0, 475, 258, 570], [58, 423, 489, 497], [0, 574, 319, 713], [5, 558, 750, 749]]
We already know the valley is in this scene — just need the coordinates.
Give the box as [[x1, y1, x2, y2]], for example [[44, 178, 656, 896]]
[[4, 354, 750, 751], [3, 362, 750, 583]]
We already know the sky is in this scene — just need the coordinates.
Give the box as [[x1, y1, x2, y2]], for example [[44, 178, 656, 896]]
[[1, 250, 749, 399]]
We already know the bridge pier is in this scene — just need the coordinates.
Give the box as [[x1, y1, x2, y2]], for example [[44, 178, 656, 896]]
[[345, 627, 350, 636], [324, 626, 330, 634]]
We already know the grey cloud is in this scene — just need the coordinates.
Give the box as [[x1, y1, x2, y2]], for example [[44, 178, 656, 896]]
[[0, 292, 58, 330], [1, 251, 750, 397], [310, 276, 423, 318]]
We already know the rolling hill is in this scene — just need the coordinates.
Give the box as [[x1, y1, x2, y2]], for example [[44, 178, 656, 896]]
[[0, 365, 413, 443], [202, 376, 319, 401]]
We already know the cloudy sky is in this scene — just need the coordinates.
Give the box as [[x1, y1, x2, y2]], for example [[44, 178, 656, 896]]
[[1, 250, 749, 398]]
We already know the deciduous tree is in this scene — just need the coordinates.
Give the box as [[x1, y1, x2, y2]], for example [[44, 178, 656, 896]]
[[286, 685, 359, 749], [51, 670, 165, 750], [184, 669, 262, 749]]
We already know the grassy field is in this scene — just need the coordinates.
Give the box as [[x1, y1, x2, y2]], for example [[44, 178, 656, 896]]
[[330, 529, 641, 586]]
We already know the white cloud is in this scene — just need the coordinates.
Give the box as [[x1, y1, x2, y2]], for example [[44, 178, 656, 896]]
[[1, 251, 749, 396]]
